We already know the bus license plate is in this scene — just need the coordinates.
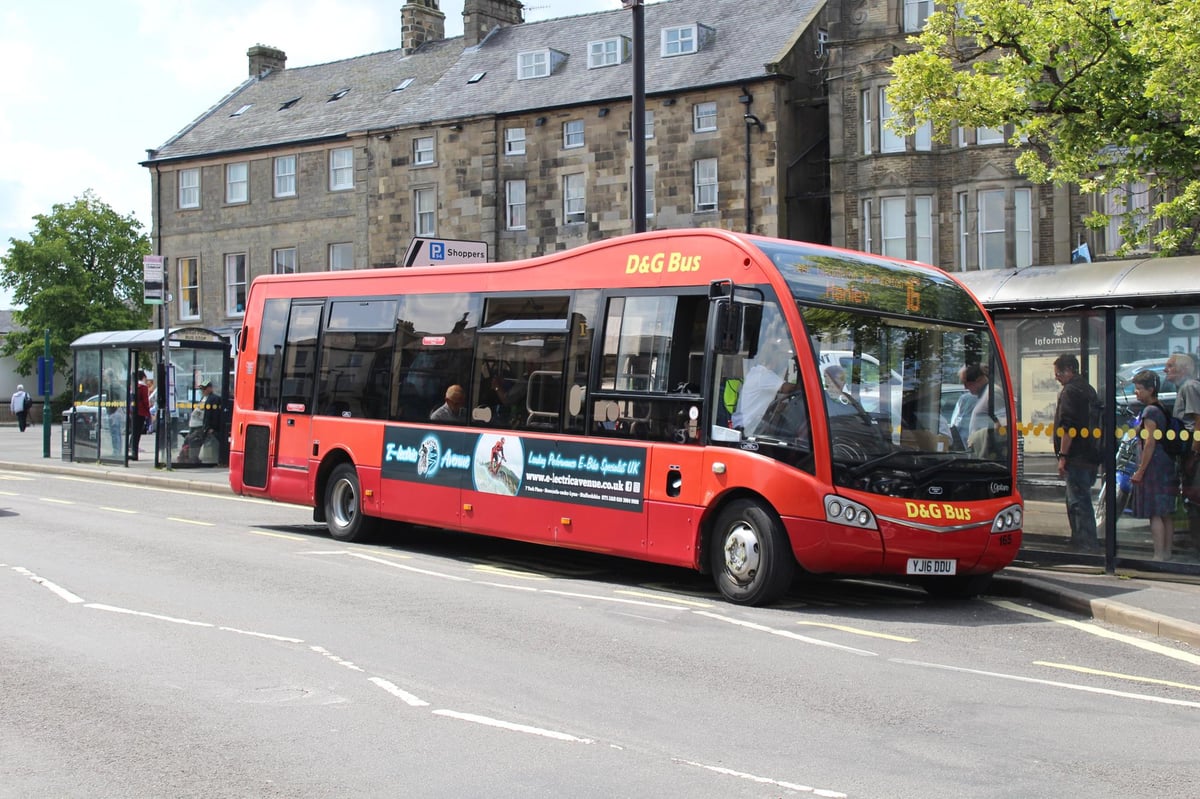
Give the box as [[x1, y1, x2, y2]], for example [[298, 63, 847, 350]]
[[906, 558, 957, 575]]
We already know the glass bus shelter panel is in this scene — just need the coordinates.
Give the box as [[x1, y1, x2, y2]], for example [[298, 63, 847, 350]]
[[71, 348, 102, 463], [167, 347, 229, 467]]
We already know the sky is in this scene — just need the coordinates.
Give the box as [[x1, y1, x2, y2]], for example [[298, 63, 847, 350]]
[[0, 0, 634, 309]]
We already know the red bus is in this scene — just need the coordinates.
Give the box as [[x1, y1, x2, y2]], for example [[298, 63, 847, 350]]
[[230, 229, 1021, 605]]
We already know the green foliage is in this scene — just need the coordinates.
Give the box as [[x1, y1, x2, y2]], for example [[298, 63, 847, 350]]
[[1, 191, 152, 377], [886, 0, 1200, 255]]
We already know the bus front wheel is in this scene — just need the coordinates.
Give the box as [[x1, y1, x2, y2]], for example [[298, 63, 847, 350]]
[[325, 463, 379, 543], [710, 499, 795, 606]]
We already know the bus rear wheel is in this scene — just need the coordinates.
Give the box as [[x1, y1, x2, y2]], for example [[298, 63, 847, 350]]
[[710, 499, 795, 606], [325, 463, 379, 543]]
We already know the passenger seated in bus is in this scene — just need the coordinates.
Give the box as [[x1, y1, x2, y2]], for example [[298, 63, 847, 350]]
[[491, 369, 528, 425], [430, 384, 467, 424], [732, 342, 797, 435]]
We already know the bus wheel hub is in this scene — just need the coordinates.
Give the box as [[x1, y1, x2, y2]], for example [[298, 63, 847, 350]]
[[723, 523, 760, 582]]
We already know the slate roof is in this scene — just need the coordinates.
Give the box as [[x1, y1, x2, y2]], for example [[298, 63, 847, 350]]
[[146, 0, 823, 163]]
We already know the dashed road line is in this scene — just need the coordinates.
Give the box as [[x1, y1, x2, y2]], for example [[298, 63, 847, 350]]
[[11, 566, 85, 603], [794, 621, 917, 642], [675, 759, 847, 797], [369, 677, 429, 707], [167, 516, 215, 526], [695, 610, 878, 656], [432, 709, 595, 744]]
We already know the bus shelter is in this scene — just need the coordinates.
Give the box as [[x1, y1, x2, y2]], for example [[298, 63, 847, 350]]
[[69, 327, 232, 468], [959, 256, 1200, 577]]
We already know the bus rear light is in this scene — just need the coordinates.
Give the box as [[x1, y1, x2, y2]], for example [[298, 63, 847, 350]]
[[824, 496, 878, 530], [990, 504, 1023, 532]]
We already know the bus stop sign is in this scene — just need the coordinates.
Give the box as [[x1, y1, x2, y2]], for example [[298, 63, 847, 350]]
[[402, 237, 488, 267]]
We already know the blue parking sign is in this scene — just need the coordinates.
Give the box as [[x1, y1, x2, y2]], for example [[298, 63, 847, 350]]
[[430, 242, 445, 260]]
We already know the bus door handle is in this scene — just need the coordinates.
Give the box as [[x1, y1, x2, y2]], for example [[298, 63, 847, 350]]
[[286, 418, 294, 426]]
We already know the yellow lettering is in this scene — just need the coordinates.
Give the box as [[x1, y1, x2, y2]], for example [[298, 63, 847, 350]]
[[649, 253, 664, 273], [905, 502, 920, 518], [667, 252, 682, 272], [625, 254, 640, 274]]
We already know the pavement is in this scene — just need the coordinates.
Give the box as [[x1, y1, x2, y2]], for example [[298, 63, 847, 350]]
[[3, 421, 1200, 650]]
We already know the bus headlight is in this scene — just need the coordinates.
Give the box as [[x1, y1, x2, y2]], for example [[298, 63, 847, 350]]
[[991, 504, 1023, 533], [825, 496, 878, 530]]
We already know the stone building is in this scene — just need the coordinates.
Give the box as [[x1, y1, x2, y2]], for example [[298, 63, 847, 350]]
[[823, 0, 1146, 272], [143, 0, 830, 337]]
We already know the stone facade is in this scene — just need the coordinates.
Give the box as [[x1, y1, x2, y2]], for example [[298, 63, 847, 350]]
[[146, 0, 831, 336], [826, 0, 1089, 271]]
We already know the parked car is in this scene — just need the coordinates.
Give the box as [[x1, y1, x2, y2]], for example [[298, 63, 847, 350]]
[[1115, 358, 1175, 417]]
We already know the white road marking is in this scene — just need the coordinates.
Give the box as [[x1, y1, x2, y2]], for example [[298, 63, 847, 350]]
[[346, 551, 471, 581], [218, 626, 304, 643], [167, 516, 215, 526], [310, 645, 364, 672], [99, 506, 138, 514], [541, 589, 692, 610], [694, 611, 878, 656], [893, 658, 1200, 709], [40, 497, 74, 505], [86, 603, 214, 627], [988, 598, 1200, 666], [675, 758, 847, 797], [616, 589, 714, 608], [11, 566, 85, 603], [432, 709, 595, 743], [248, 530, 306, 541], [369, 677, 430, 707], [795, 621, 917, 643]]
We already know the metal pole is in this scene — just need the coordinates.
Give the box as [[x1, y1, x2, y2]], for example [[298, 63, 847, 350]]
[[162, 268, 172, 469], [43, 329, 51, 458], [627, 0, 646, 232]]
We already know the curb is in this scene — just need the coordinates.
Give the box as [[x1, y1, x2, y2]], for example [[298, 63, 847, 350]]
[[0, 459, 233, 497], [992, 574, 1200, 650]]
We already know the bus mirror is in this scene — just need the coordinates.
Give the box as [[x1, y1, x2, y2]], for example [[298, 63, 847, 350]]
[[713, 299, 743, 355], [708, 279, 733, 300]]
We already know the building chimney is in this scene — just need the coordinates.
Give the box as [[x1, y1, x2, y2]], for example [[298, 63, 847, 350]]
[[402, 1, 446, 55], [247, 44, 287, 78], [463, 0, 524, 48]]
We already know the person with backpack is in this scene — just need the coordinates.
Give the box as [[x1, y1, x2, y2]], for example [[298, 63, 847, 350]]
[[1053, 354, 1101, 551], [1129, 370, 1178, 560], [10, 384, 32, 432], [1166, 352, 1200, 552]]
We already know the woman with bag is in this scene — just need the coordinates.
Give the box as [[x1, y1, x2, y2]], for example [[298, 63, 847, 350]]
[[1129, 370, 1179, 560]]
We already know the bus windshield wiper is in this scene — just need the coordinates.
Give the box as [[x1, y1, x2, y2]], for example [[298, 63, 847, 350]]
[[911, 456, 1006, 481]]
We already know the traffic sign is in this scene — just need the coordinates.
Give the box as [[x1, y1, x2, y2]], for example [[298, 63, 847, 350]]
[[402, 237, 488, 267], [143, 255, 165, 304]]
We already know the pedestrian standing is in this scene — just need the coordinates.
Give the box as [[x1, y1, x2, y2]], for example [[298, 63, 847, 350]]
[[1166, 352, 1200, 552], [1052, 354, 1100, 551], [128, 370, 152, 460], [1129, 370, 1178, 561], [10, 384, 32, 432]]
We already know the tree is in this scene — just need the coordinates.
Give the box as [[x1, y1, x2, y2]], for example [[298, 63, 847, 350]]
[[886, 0, 1200, 254], [0, 191, 152, 379]]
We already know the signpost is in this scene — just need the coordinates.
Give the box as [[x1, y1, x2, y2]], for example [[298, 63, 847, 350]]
[[401, 237, 488, 267], [143, 255, 165, 304]]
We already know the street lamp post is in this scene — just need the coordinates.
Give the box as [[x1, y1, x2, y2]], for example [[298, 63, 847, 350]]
[[624, 0, 646, 232]]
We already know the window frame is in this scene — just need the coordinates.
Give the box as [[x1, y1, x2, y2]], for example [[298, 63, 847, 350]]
[[915, 195, 934, 265], [329, 147, 354, 191], [412, 135, 435, 166], [903, 0, 934, 32], [329, 242, 353, 271], [861, 198, 874, 253], [879, 89, 904, 153], [587, 37, 628, 68], [517, 50, 550, 80], [693, 158, 718, 212], [178, 256, 200, 320], [880, 197, 907, 259], [693, 101, 717, 133], [662, 25, 698, 56], [226, 162, 248, 204], [563, 173, 586, 224], [414, 187, 437, 236], [224, 253, 247, 316], [978, 189, 1006, 269], [179, 168, 200, 209], [272, 247, 297, 275], [861, 90, 873, 155], [506, 180, 527, 231], [504, 127, 526, 155], [273, 155, 296, 198], [563, 119, 585, 149]]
